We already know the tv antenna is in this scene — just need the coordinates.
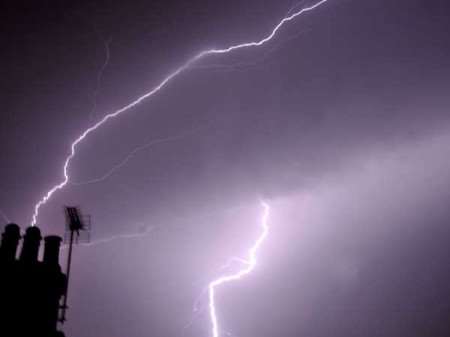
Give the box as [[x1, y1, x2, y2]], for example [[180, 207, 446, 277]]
[[59, 206, 91, 323]]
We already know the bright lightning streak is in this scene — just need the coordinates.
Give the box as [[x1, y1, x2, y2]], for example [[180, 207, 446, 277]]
[[208, 201, 270, 337], [30, 0, 329, 226], [193, 28, 309, 73]]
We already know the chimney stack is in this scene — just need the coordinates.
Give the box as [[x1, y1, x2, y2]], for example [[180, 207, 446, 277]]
[[44, 235, 62, 267], [0, 223, 21, 261], [20, 226, 42, 263]]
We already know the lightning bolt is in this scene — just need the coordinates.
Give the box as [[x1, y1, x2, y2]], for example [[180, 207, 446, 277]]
[[208, 201, 271, 337], [193, 28, 309, 73], [71, 126, 203, 186], [89, 36, 112, 121], [60, 225, 156, 250], [30, 0, 329, 226]]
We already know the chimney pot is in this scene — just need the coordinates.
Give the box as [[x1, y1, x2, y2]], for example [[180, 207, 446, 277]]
[[20, 226, 42, 263], [0, 223, 21, 261], [44, 235, 62, 267]]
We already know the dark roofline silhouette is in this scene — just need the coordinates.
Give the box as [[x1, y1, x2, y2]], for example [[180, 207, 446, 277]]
[[0, 223, 67, 337]]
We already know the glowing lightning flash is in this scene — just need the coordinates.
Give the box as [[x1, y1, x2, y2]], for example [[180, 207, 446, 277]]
[[30, 0, 329, 226], [208, 201, 271, 337]]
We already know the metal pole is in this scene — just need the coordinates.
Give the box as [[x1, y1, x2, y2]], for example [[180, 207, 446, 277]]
[[59, 229, 75, 323]]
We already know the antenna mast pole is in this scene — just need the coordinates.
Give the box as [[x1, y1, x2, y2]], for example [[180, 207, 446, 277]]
[[59, 206, 89, 323], [59, 228, 75, 323]]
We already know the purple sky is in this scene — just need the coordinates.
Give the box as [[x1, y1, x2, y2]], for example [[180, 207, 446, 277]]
[[1, 0, 450, 336]]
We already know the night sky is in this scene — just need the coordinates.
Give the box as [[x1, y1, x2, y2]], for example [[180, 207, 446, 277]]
[[1, 0, 450, 336]]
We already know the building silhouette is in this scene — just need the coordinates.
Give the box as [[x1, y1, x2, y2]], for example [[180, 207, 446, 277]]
[[0, 224, 67, 337]]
